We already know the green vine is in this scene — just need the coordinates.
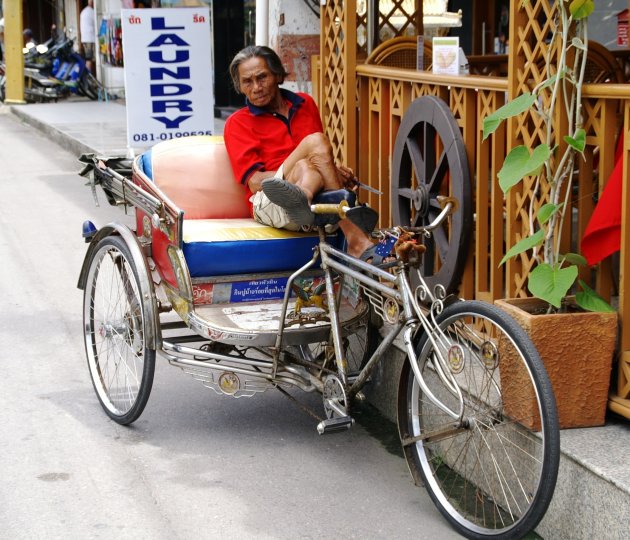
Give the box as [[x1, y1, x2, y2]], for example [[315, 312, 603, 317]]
[[483, 0, 613, 313]]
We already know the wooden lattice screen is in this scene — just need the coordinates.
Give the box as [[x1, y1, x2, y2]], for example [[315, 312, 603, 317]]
[[319, 0, 630, 417], [504, 0, 569, 298], [320, 0, 358, 169], [356, 0, 422, 56]]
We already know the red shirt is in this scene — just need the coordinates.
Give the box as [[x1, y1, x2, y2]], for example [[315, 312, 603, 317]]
[[224, 89, 324, 206]]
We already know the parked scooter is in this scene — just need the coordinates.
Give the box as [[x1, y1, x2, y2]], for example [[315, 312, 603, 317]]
[[49, 37, 103, 100], [0, 34, 104, 103], [0, 37, 68, 103]]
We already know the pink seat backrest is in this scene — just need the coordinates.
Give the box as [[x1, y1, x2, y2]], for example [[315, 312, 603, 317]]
[[148, 135, 250, 220]]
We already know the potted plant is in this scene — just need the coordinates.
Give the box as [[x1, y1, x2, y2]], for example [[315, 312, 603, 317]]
[[482, 0, 618, 428]]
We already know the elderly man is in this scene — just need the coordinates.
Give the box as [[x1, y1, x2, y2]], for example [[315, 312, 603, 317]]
[[224, 45, 379, 262]]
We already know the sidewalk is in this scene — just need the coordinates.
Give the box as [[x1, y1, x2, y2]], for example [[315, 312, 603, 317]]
[[7, 96, 225, 157], [5, 96, 630, 539]]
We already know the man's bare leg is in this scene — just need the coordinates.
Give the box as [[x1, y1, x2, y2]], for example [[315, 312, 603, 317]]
[[281, 132, 348, 191], [262, 132, 376, 258], [339, 220, 375, 258]]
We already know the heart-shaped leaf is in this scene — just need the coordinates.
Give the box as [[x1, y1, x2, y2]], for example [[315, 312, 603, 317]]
[[483, 93, 536, 140], [569, 0, 595, 20], [537, 203, 563, 225], [576, 280, 616, 312], [498, 144, 550, 193], [563, 252, 587, 266], [571, 37, 586, 51], [528, 263, 578, 309], [564, 128, 586, 153]]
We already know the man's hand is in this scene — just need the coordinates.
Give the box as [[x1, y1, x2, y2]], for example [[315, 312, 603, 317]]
[[248, 169, 278, 193], [336, 165, 358, 191]]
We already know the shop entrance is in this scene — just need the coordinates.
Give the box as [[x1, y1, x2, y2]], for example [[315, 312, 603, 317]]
[[213, 0, 255, 117]]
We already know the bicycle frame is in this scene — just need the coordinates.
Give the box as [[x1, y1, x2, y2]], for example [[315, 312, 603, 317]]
[[269, 200, 467, 429]]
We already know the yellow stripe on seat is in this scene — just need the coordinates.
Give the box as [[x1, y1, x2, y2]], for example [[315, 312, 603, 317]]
[[182, 218, 317, 243]]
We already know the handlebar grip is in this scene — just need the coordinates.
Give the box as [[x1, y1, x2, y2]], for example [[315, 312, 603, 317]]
[[310, 200, 349, 218]]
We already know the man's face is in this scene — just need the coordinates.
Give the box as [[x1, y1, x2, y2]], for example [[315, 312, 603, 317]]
[[237, 56, 281, 108]]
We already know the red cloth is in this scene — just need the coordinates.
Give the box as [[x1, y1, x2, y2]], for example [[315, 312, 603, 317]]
[[580, 135, 624, 265], [224, 89, 324, 210]]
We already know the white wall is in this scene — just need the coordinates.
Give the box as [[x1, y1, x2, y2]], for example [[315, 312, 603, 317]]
[[268, 0, 320, 94]]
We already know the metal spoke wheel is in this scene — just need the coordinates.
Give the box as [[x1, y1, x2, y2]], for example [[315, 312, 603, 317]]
[[391, 96, 472, 295], [83, 235, 156, 425], [398, 301, 559, 538]]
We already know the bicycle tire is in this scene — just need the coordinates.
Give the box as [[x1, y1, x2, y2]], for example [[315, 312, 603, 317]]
[[83, 235, 156, 425], [398, 300, 559, 539], [79, 71, 101, 100]]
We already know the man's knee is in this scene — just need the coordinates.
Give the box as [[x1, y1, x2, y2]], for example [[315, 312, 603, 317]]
[[302, 132, 332, 155], [290, 158, 318, 182]]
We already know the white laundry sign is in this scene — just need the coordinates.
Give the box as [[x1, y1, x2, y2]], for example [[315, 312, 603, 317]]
[[121, 7, 214, 149]]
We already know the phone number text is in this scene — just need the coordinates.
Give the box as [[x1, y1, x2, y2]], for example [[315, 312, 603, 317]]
[[131, 130, 214, 143]]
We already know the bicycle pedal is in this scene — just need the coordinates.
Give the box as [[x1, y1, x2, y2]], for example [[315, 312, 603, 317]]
[[316, 415, 354, 435]]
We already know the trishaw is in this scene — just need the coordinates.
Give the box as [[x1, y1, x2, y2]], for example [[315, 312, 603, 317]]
[[78, 96, 559, 539]]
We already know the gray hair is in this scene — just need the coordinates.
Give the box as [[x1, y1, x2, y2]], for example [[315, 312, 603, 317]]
[[229, 46, 289, 93]]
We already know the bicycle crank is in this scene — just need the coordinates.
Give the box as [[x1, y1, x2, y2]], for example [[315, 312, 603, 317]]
[[317, 375, 354, 434]]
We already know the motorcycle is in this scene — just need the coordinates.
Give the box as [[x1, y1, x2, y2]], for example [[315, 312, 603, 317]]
[[1, 35, 104, 103], [49, 37, 103, 100]]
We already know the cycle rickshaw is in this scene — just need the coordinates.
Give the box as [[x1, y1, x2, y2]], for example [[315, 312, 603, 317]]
[[78, 96, 560, 539]]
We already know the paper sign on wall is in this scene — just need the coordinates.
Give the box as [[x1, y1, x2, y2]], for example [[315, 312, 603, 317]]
[[432, 36, 460, 75], [121, 8, 214, 150]]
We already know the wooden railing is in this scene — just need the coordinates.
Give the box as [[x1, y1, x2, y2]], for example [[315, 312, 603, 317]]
[[355, 64, 509, 302], [350, 65, 630, 417]]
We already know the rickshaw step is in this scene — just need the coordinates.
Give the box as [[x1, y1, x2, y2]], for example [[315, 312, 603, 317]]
[[316, 416, 354, 435]]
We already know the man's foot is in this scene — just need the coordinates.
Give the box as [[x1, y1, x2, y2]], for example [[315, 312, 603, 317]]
[[262, 178, 315, 226], [345, 205, 379, 234], [359, 240, 398, 267], [359, 243, 382, 265]]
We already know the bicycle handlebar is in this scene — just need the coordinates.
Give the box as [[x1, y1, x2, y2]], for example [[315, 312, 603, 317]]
[[310, 195, 456, 234]]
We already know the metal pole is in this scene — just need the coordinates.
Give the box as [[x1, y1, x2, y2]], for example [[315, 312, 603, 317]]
[[367, 0, 377, 54], [256, 0, 269, 46], [4, 0, 25, 104]]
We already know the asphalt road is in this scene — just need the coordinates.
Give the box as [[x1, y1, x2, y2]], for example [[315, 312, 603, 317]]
[[0, 107, 461, 540]]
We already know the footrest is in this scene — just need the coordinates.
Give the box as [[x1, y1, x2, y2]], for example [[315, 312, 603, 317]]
[[316, 415, 355, 435]]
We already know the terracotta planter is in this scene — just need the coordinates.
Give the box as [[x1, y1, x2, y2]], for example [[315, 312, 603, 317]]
[[495, 297, 617, 429]]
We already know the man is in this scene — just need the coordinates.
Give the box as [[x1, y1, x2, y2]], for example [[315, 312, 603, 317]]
[[80, 0, 96, 74], [23, 28, 37, 48], [224, 46, 378, 261]]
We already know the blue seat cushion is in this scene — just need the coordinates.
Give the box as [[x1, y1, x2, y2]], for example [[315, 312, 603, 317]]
[[182, 218, 341, 277]]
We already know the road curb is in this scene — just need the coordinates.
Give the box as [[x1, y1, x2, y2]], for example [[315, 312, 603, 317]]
[[8, 104, 96, 156]]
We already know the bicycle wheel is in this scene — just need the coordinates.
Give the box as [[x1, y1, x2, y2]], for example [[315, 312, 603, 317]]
[[79, 71, 101, 100], [83, 235, 156, 425], [398, 300, 559, 539]]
